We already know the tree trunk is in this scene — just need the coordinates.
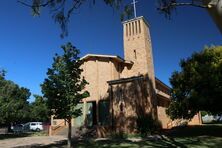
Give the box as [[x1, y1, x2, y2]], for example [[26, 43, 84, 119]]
[[67, 118, 72, 148]]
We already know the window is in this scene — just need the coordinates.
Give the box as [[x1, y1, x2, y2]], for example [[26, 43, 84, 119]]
[[98, 100, 110, 126], [134, 50, 137, 59], [73, 103, 84, 127]]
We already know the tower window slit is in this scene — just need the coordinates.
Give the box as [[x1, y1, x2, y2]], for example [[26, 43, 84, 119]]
[[138, 20, 141, 33], [126, 24, 128, 36], [129, 23, 131, 36], [135, 21, 138, 34], [132, 22, 134, 35]]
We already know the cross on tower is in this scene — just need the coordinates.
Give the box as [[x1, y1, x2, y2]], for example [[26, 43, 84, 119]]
[[131, 0, 138, 18]]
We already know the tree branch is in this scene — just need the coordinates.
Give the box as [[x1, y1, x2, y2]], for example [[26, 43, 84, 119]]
[[157, 0, 210, 18], [17, 0, 53, 8], [168, 2, 208, 8]]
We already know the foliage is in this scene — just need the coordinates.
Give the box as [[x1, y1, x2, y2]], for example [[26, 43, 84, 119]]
[[18, 0, 133, 38], [0, 71, 31, 125], [41, 42, 89, 147], [30, 95, 49, 122], [158, 0, 209, 18], [41, 42, 89, 119], [19, 0, 222, 36], [167, 46, 222, 120], [201, 111, 212, 117]]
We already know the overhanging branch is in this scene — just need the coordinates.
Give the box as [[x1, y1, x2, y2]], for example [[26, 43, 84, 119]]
[[157, 0, 210, 18], [165, 2, 208, 8], [17, 0, 53, 8]]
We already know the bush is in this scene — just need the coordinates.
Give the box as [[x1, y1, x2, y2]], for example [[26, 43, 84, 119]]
[[136, 114, 161, 137]]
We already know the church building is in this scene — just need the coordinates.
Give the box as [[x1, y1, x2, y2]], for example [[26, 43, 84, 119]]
[[50, 15, 202, 136]]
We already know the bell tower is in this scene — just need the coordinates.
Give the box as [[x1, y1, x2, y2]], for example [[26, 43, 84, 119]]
[[122, 16, 155, 86]]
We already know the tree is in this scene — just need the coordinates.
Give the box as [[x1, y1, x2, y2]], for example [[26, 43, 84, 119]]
[[166, 46, 222, 120], [30, 95, 49, 122], [41, 42, 89, 148], [0, 71, 31, 126]]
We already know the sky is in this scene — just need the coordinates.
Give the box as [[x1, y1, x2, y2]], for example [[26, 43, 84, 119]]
[[0, 0, 221, 102]]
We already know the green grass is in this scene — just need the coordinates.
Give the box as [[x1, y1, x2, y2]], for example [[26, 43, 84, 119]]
[[53, 125, 222, 148], [2, 125, 222, 147], [45, 135, 222, 148], [74, 136, 222, 148], [0, 131, 48, 140], [0, 133, 32, 140]]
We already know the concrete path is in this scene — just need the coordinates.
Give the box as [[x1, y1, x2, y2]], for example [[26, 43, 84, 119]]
[[0, 136, 67, 148]]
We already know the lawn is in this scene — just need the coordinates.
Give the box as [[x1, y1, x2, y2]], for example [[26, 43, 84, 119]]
[[74, 136, 222, 148], [44, 124, 222, 148], [1, 125, 222, 147], [0, 131, 48, 140]]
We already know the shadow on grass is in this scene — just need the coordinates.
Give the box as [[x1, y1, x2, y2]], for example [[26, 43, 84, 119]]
[[16, 140, 67, 148], [0, 131, 48, 140], [12, 136, 222, 148], [8, 125, 222, 148], [32, 137, 187, 148], [163, 125, 222, 137], [161, 125, 222, 148], [0, 133, 33, 140]]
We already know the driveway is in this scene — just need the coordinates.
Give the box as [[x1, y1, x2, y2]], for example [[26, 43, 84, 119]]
[[0, 135, 67, 148]]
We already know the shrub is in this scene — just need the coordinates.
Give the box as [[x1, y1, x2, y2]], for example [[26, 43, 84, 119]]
[[137, 114, 161, 137]]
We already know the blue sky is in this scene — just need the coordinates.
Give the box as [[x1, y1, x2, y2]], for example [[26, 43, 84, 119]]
[[0, 0, 221, 101]]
